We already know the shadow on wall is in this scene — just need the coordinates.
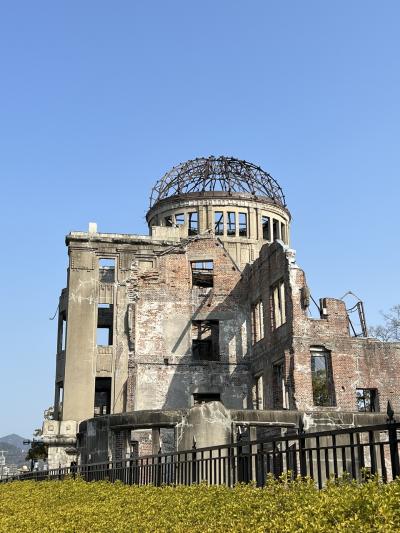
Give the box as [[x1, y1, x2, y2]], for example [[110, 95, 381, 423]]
[[161, 254, 254, 413]]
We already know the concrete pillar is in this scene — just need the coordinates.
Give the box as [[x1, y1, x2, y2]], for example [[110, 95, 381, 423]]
[[199, 205, 207, 234], [249, 208, 257, 240]]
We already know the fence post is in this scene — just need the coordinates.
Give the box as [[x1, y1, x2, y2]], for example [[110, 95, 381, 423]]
[[191, 437, 197, 485], [298, 418, 307, 478], [387, 401, 400, 480], [156, 447, 162, 487]]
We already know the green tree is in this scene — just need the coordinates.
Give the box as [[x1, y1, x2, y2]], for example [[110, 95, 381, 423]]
[[25, 441, 47, 462]]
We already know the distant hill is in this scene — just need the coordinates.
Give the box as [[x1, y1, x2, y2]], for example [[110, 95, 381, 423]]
[[0, 434, 29, 450], [0, 434, 30, 467]]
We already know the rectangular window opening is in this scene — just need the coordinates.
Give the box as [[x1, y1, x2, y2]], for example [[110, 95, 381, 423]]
[[94, 377, 111, 416], [192, 320, 219, 361], [356, 388, 378, 412], [165, 215, 173, 227], [188, 212, 199, 235], [270, 280, 286, 330], [61, 318, 67, 351], [175, 213, 185, 226], [254, 375, 264, 410], [58, 311, 67, 353], [281, 223, 286, 244], [251, 300, 264, 343], [97, 304, 114, 346], [56, 382, 64, 418], [311, 348, 335, 407], [273, 362, 286, 409], [99, 258, 115, 283], [239, 212, 247, 237], [272, 219, 280, 241], [214, 211, 224, 236], [262, 216, 271, 240], [227, 212, 236, 236], [191, 260, 214, 288], [193, 393, 221, 405]]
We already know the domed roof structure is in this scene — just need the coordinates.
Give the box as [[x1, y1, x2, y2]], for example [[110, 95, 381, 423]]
[[149, 156, 286, 208]]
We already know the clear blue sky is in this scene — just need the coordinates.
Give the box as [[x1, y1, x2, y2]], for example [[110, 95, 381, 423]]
[[1, 1, 399, 437]]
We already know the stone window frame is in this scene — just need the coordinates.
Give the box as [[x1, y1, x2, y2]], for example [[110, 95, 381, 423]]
[[356, 388, 379, 412], [253, 374, 264, 410], [188, 211, 199, 236], [191, 320, 220, 361], [272, 359, 287, 409], [310, 346, 336, 407], [98, 256, 117, 283], [269, 279, 286, 330], [251, 299, 265, 344]]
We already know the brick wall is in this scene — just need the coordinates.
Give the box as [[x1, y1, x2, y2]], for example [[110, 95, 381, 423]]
[[246, 240, 400, 413]]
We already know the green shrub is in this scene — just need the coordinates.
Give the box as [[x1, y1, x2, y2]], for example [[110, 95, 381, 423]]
[[1, 476, 400, 532]]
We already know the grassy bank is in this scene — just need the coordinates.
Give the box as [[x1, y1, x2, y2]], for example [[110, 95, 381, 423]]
[[1, 477, 400, 532]]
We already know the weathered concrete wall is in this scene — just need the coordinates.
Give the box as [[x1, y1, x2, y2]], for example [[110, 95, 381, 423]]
[[177, 402, 232, 450]]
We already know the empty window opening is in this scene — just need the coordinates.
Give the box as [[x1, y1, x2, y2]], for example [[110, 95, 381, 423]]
[[281, 223, 287, 244], [175, 213, 185, 226], [227, 212, 236, 236], [192, 320, 219, 360], [58, 311, 67, 352], [56, 382, 64, 418], [94, 377, 111, 416], [270, 280, 286, 330], [97, 304, 114, 346], [191, 260, 214, 288], [165, 215, 173, 227], [99, 258, 115, 283], [262, 216, 271, 240], [356, 388, 378, 412], [61, 318, 67, 351], [254, 375, 264, 410], [251, 300, 264, 343], [311, 347, 335, 407], [214, 211, 224, 235], [193, 393, 221, 405], [188, 212, 199, 235], [273, 362, 286, 409], [129, 440, 139, 458], [239, 212, 248, 237], [272, 219, 280, 241]]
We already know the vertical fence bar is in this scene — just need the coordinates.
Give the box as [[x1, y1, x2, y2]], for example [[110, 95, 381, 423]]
[[332, 434, 338, 478], [368, 430, 377, 476], [299, 430, 307, 478], [315, 436, 322, 489], [192, 442, 197, 484], [387, 403, 400, 481], [349, 433, 356, 480]]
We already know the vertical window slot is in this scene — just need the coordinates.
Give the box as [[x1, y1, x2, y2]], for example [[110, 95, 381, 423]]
[[214, 211, 224, 236], [239, 212, 247, 237], [188, 212, 199, 235], [227, 212, 236, 236]]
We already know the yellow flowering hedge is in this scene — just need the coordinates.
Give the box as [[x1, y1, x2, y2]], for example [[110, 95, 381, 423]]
[[1, 476, 400, 532]]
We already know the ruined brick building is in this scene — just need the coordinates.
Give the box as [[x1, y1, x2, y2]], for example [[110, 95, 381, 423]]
[[42, 156, 400, 468]]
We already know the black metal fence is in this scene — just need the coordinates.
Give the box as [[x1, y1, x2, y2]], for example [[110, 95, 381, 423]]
[[3, 420, 400, 488]]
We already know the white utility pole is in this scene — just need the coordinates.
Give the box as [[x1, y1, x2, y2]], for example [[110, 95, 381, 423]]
[[0, 450, 7, 479]]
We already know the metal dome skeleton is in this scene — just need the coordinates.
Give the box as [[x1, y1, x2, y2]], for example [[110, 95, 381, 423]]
[[149, 156, 286, 208]]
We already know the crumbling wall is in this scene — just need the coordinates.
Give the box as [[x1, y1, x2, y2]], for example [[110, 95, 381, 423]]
[[245, 239, 400, 414], [129, 235, 252, 411]]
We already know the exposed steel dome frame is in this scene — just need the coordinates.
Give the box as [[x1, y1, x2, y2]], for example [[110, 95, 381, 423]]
[[149, 156, 286, 208]]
